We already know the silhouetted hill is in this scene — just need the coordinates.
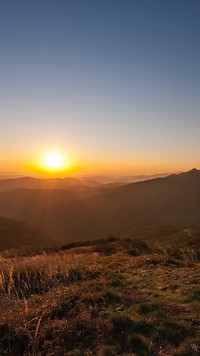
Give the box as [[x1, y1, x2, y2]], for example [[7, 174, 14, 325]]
[[0, 216, 58, 251], [0, 169, 199, 241], [0, 176, 91, 192], [0, 173, 172, 192]]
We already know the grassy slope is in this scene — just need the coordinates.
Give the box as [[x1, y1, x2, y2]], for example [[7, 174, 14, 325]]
[[0, 238, 199, 355]]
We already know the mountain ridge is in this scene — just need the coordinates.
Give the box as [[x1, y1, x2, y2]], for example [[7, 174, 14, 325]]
[[0, 169, 199, 242]]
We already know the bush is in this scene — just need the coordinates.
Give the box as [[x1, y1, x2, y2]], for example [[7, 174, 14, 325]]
[[93, 242, 117, 255]]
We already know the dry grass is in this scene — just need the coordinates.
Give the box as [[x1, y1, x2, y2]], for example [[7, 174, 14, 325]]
[[0, 253, 83, 298], [0, 242, 199, 355]]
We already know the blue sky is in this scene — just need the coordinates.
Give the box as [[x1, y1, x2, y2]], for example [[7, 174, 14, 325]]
[[0, 0, 200, 174]]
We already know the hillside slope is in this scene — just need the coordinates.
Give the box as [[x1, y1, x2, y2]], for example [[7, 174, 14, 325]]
[[0, 240, 199, 355], [0, 216, 58, 251], [0, 169, 199, 241]]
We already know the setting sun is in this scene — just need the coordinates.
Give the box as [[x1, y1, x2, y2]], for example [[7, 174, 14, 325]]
[[43, 151, 64, 171], [41, 151, 68, 173], [26, 149, 80, 176]]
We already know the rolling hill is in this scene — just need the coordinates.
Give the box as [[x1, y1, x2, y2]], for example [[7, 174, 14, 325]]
[[0, 169, 199, 242], [0, 216, 60, 251], [0, 176, 92, 192]]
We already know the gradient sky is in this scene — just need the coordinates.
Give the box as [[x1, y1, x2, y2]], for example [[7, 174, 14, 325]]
[[0, 0, 200, 176]]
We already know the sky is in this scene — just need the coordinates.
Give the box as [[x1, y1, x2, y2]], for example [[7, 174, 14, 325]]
[[0, 0, 200, 176]]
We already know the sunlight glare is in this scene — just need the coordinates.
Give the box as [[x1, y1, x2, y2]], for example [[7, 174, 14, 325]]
[[42, 151, 67, 172]]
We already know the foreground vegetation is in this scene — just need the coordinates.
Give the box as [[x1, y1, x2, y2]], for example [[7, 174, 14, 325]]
[[0, 237, 199, 355]]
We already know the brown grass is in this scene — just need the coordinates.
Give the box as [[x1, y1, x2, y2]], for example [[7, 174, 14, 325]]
[[0, 243, 199, 355]]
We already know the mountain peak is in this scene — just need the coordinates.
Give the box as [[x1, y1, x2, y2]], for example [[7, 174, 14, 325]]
[[181, 168, 200, 177], [187, 168, 200, 173]]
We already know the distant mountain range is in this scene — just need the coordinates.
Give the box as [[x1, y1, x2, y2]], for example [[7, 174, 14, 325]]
[[0, 176, 93, 192], [0, 172, 172, 191], [0, 169, 199, 244]]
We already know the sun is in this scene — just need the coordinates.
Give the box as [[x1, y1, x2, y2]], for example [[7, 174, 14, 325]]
[[28, 149, 79, 176], [42, 151, 67, 173], [44, 151, 64, 170]]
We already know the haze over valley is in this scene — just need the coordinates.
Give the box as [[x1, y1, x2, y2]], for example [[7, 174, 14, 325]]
[[0, 169, 200, 249]]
